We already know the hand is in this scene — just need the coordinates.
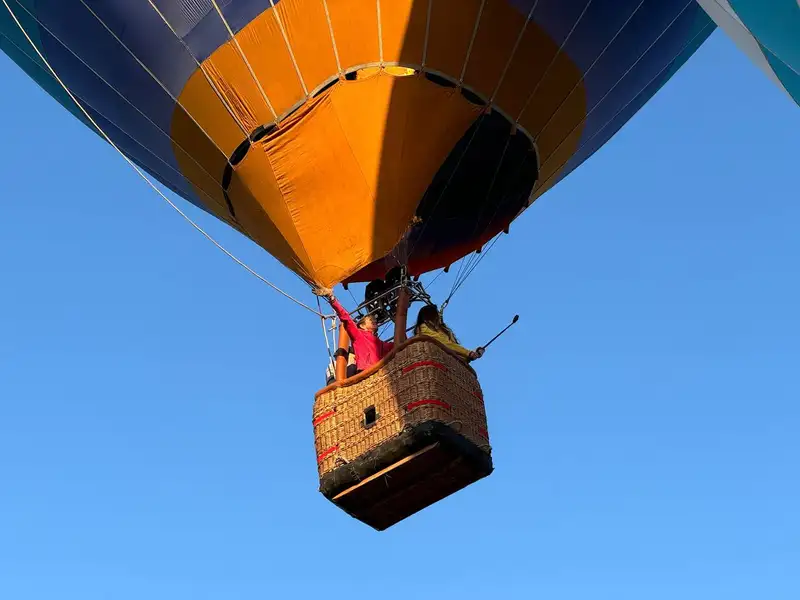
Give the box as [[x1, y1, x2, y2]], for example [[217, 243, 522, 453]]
[[469, 347, 485, 361], [312, 286, 333, 300]]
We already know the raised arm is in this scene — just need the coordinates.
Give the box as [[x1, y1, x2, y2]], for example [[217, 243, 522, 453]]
[[328, 296, 359, 340]]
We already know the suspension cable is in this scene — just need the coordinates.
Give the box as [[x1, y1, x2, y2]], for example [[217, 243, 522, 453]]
[[438, 6, 709, 306], [317, 297, 335, 368], [347, 285, 359, 307], [2, 0, 325, 318], [439, 0, 687, 308]]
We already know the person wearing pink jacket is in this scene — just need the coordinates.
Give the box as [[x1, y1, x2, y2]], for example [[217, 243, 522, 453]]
[[325, 294, 394, 373]]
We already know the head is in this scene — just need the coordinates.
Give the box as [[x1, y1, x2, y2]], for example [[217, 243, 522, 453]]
[[358, 314, 378, 334], [415, 304, 457, 342], [415, 304, 441, 330]]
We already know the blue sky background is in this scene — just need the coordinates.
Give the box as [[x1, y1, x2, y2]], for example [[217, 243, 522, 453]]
[[1, 29, 798, 599]]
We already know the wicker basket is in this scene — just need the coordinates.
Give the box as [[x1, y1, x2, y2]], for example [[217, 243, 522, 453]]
[[312, 337, 493, 530]]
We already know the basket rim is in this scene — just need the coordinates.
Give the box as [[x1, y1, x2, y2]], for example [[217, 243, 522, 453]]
[[314, 336, 477, 399]]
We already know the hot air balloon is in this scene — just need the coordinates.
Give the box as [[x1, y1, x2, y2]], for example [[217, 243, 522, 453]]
[[697, 0, 800, 107], [0, 0, 715, 530]]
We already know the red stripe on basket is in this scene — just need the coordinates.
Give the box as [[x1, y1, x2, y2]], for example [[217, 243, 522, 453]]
[[478, 427, 490, 440], [312, 409, 336, 427], [405, 399, 452, 411], [317, 445, 339, 463], [402, 360, 447, 374], [472, 390, 483, 401]]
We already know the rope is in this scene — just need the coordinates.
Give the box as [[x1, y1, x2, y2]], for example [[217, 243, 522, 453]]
[[425, 268, 447, 289], [0, 29, 211, 201], [146, 0, 252, 139], [515, 0, 596, 122], [489, 1, 539, 103], [206, 0, 319, 281], [447, 257, 470, 301], [459, 0, 486, 83], [210, 0, 278, 120], [1, 0, 325, 318], [347, 286, 359, 307], [531, 0, 704, 192], [446, 133, 514, 300], [407, 0, 500, 260], [407, 112, 489, 259], [406, 0, 544, 275], [318, 297, 335, 368], [267, 0, 309, 95], [445, 256, 477, 307], [376, 0, 384, 64], [421, 0, 433, 68], [447, 233, 502, 301], [3, 2, 235, 221], [141, 0, 321, 284], [442, 3, 713, 306], [321, 0, 343, 75], [529, 0, 648, 143], [440, 0, 688, 305], [76, 0, 228, 160]]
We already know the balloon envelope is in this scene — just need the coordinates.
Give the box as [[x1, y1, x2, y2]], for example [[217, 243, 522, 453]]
[[0, 1, 715, 288], [697, 0, 800, 108]]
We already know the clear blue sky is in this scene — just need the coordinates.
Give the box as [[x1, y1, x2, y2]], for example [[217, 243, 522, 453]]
[[1, 30, 799, 599]]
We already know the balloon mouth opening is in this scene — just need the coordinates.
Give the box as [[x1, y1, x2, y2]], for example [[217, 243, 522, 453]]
[[347, 65, 418, 80]]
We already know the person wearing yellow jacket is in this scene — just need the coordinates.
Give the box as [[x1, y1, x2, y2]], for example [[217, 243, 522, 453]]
[[413, 304, 485, 362]]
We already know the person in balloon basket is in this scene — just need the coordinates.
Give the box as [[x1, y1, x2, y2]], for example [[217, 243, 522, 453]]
[[322, 292, 394, 374], [324, 347, 357, 386], [413, 304, 484, 363]]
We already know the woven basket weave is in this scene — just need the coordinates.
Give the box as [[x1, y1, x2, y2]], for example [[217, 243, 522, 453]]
[[313, 337, 491, 479]]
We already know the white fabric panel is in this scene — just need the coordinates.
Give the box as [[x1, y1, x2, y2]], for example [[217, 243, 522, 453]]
[[695, 0, 791, 98]]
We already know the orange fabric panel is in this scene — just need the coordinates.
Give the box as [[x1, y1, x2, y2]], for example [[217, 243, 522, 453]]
[[245, 92, 374, 286], [425, 0, 482, 77], [492, 22, 562, 119], [203, 45, 275, 131], [530, 122, 584, 201], [171, 80, 310, 276], [276, 0, 339, 93], [487, 16, 587, 193], [234, 10, 307, 116], [330, 72, 481, 259], [530, 98, 586, 202], [177, 7, 309, 131], [170, 63, 256, 224], [176, 65, 256, 157], [380, 0, 426, 66], [326, 0, 380, 69], [168, 1, 588, 287], [518, 52, 586, 200], [169, 103, 234, 222], [171, 130, 311, 278], [227, 142, 316, 279], [175, 64, 480, 287], [517, 54, 584, 137], [462, 0, 526, 99]]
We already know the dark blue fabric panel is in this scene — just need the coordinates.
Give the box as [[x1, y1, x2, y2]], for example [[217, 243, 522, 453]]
[[556, 8, 715, 185]]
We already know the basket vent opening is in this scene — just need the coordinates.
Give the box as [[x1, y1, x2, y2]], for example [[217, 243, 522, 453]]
[[363, 406, 378, 429]]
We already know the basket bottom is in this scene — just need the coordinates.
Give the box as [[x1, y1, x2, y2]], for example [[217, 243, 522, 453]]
[[319, 421, 493, 531]]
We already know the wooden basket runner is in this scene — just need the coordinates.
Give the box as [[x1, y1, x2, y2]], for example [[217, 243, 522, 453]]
[[313, 337, 493, 530]]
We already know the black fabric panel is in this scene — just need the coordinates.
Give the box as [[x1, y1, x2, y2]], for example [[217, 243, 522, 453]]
[[344, 108, 539, 283], [407, 110, 539, 260]]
